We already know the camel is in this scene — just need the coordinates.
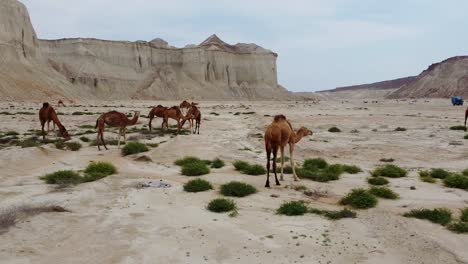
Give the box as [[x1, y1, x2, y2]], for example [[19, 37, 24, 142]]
[[57, 100, 66, 107], [179, 100, 191, 114], [39, 102, 71, 142], [148, 105, 168, 131], [162, 106, 187, 132], [264, 115, 313, 188], [95, 111, 140, 150], [181, 104, 201, 134]]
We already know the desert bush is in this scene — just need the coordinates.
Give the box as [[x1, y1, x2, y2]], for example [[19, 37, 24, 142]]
[[447, 222, 468, 233], [394, 127, 407, 131], [371, 164, 407, 178], [339, 189, 378, 209], [443, 174, 468, 190], [122, 141, 149, 156], [341, 164, 362, 174], [315, 164, 343, 182], [79, 136, 90, 142], [83, 161, 117, 182], [403, 208, 452, 226], [450, 125, 466, 131], [181, 160, 210, 176], [462, 169, 468, 177], [65, 142, 82, 151], [277, 201, 308, 216], [183, 178, 213, 192], [233, 160, 250, 171], [55, 140, 65, 150], [0, 204, 69, 232], [243, 164, 266, 175], [420, 176, 437, 183], [5, 131, 19, 136], [207, 198, 236, 213], [328, 127, 341, 133], [276, 165, 293, 174], [368, 177, 389, 186], [303, 158, 328, 170], [428, 168, 450, 179], [175, 156, 201, 166], [211, 158, 225, 169], [202, 159, 212, 165], [220, 181, 257, 197], [40, 170, 82, 185], [460, 208, 468, 222], [369, 186, 399, 199], [16, 137, 40, 148], [308, 208, 357, 220], [464, 134, 468, 139], [379, 158, 395, 163]]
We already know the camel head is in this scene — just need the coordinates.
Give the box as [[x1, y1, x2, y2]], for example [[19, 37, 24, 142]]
[[297, 127, 313, 137], [59, 126, 71, 141]]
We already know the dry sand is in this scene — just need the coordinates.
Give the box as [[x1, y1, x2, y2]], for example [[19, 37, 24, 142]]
[[0, 99, 467, 264]]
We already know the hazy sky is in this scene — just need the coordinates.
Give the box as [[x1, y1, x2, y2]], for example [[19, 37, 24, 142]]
[[21, 0, 468, 92]]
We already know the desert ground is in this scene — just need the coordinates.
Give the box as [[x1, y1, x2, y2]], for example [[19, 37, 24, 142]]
[[0, 99, 467, 264]]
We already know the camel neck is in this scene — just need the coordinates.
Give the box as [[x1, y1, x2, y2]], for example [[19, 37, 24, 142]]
[[292, 131, 306, 144]]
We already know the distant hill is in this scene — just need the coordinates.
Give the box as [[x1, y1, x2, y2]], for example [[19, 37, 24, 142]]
[[319, 76, 417, 93]]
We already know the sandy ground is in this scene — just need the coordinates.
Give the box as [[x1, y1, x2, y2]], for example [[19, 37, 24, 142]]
[[0, 99, 467, 264]]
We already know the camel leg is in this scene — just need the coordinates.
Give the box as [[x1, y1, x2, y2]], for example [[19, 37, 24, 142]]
[[41, 122, 46, 142], [97, 132, 101, 151], [197, 120, 200, 134], [280, 146, 285, 181], [149, 116, 153, 132], [47, 120, 50, 132], [117, 128, 122, 148], [123, 127, 126, 144], [265, 143, 272, 188], [101, 130, 108, 150], [272, 145, 280, 186], [289, 143, 300, 181]]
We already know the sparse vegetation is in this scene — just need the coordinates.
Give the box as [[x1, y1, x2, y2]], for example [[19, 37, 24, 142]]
[[54, 140, 65, 150], [295, 159, 353, 182], [220, 181, 257, 197], [0, 204, 69, 232], [368, 177, 389, 186], [65, 141, 82, 151], [16, 137, 40, 148], [5, 131, 19, 136], [427, 168, 450, 179], [277, 201, 308, 216], [233, 160, 266, 175], [369, 186, 399, 199], [403, 208, 452, 226], [420, 176, 437, 183], [394, 127, 407, 131], [207, 198, 236, 213], [371, 164, 407, 178], [276, 165, 293, 174], [211, 158, 225, 168], [40, 170, 82, 185], [339, 188, 378, 209], [79, 136, 90, 142], [303, 158, 328, 170], [328, 127, 341, 133], [380, 158, 395, 163], [447, 222, 468, 233], [464, 134, 468, 139], [83, 161, 117, 182], [181, 160, 211, 176], [450, 125, 466, 131], [341, 164, 362, 174], [183, 178, 213, 192], [308, 208, 357, 220], [443, 174, 468, 190], [460, 208, 468, 222], [121, 141, 149, 156]]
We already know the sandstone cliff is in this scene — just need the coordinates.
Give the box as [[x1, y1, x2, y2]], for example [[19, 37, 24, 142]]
[[388, 56, 468, 98], [0, 0, 289, 101]]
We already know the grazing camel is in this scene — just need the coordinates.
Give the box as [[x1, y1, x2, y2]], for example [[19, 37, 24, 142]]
[[39, 102, 71, 142], [162, 106, 186, 132], [57, 100, 66, 107], [148, 105, 167, 131], [181, 104, 201, 134], [95, 111, 140, 150], [264, 115, 313, 188]]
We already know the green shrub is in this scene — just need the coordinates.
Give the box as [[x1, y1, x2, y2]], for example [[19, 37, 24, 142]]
[[420, 176, 437, 183], [55, 140, 65, 150], [122, 141, 149, 156], [66, 142, 82, 151], [83, 161, 117, 182], [220, 181, 257, 197], [443, 174, 468, 190], [460, 208, 468, 222], [175, 156, 200, 166], [233, 160, 250, 171], [328, 127, 341, 133], [181, 160, 210, 176], [303, 158, 328, 170], [341, 164, 362, 174], [243, 164, 266, 175], [371, 164, 407, 178], [464, 134, 468, 139], [339, 189, 378, 209], [462, 169, 468, 177], [79, 136, 90, 142], [403, 208, 452, 226], [40, 170, 82, 185], [5, 131, 19, 136], [183, 178, 213, 192], [368, 177, 389, 186], [315, 164, 343, 182], [211, 158, 225, 168], [16, 138, 40, 148], [450, 125, 466, 131], [428, 168, 450, 179], [202, 160, 212, 165], [276, 165, 293, 174], [207, 198, 236, 213], [277, 201, 308, 216], [308, 208, 357, 220], [447, 222, 468, 233], [369, 187, 399, 199]]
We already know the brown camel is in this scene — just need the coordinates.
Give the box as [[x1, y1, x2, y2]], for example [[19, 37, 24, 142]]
[[180, 100, 191, 114], [162, 106, 187, 132], [148, 105, 167, 131], [57, 100, 66, 107], [181, 104, 201, 134], [39, 102, 71, 142], [95, 111, 140, 150], [264, 115, 313, 188]]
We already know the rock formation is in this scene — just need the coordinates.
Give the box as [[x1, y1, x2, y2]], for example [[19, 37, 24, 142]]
[[0, 0, 290, 101]]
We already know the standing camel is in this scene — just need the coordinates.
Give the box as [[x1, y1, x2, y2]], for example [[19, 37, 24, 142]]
[[179, 100, 191, 114], [181, 104, 201, 134], [39, 102, 71, 142], [95, 111, 140, 150], [148, 105, 167, 131], [264, 115, 313, 188], [162, 106, 186, 132]]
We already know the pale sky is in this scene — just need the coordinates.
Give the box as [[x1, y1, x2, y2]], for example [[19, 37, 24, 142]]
[[21, 0, 468, 92]]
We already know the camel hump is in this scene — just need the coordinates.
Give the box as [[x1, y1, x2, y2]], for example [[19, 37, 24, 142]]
[[273, 114, 287, 122], [42, 102, 50, 108], [170, 106, 179, 110], [157, 105, 163, 107]]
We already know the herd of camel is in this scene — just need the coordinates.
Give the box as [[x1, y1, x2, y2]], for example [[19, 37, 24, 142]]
[[36, 100, 468, 188]]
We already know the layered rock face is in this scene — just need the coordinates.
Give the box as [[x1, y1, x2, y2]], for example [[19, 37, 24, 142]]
[[388, 56, 468, 98], [0, 0, 289, 100]]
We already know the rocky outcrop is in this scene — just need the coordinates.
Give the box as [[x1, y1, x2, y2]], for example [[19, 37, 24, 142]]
[[321, 76, 417, 93], [388, 56, 468, 98], [0, 0, 289, 101]]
